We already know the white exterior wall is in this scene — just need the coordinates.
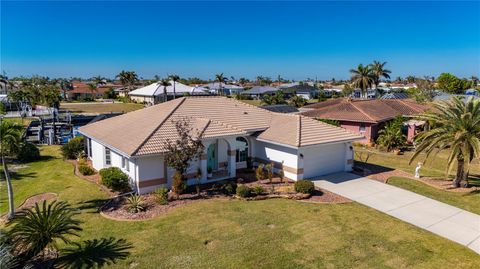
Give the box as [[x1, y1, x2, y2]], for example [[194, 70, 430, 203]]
[[252, 140, 300, 180], [91, 140, 105, 170], [136, 155, 165, 194]]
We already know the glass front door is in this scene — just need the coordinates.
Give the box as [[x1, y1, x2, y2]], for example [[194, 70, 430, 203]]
[[207, 143, 217, 170]]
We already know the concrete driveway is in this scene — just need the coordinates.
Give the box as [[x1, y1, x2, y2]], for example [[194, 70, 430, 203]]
[[312, 172, 480, 255]]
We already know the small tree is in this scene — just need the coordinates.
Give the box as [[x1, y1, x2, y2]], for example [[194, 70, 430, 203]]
[[255, 164, 265, 181], [265, 162, 274, 184], [163, 119, 204, 195], [377, 117, 406, 152], [278, 161, 285, 183]]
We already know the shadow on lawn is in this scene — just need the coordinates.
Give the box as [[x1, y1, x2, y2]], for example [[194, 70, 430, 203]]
[[76, 198, 111, 213], [51, 237, 133, 269], [353, 161, 394, 175]]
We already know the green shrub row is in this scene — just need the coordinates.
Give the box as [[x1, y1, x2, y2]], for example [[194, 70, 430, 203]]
[[99, 167, 130, 192]]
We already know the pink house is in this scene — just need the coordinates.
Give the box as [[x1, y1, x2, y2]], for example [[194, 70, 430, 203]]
[[300, 98, 428, 144]]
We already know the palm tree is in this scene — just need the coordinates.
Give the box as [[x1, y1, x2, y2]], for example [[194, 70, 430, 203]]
[[377, 118, 406, 152], [470, 76, 479, 88], [350, 64, 374, 98], [7, 200, 82, 259], [215, 73, 226, 96], [1, 118, 22, 220], [87, 83, 97, 99], [169, 74, 180, 99], [116, 71, 138, 92], [288, 95, 307, 108], [158, 79, 171, 102], [410, 97, 480, 187], [369, 61, 391, 89]]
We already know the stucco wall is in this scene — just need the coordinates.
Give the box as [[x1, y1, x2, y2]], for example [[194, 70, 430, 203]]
[[91, 140, 105, 170], [340, 121, 376, 143], [252, 140, 300, 180]]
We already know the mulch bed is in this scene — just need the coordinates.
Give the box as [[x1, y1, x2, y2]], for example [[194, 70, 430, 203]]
[[303, 189, 351, 204], [68, 159, 119, 197], [101, 192, 232, 221], [414, 177, 479, 193]]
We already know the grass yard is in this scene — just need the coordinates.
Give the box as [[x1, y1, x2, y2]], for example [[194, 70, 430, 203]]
[[388, 177, 480, 215], [60, 102, 144, 114], [354, 146, 480, 186], [1, 146, 480, 268]]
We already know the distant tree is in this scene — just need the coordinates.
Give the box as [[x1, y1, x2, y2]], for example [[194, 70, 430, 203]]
[[369, 61, 391, 89], [87, 83, 97, 98], [169, 74, 180, 99], [158, 79, 171, 102], [437, 73, 468, 94], [410, 97, 480, 187], [408, 78, 437, 103], [405, 76, 416, 84], [215, 73, 226, 95], [395, 76, 403, 83], [288, 95, 307, 107], [238, 77, 249, 86], [470, 76, 479, 88], [116, 71, 138, 92], [350, 64, 374, 98], [342, 83, 354, 97], [261, 91, 286, 105]]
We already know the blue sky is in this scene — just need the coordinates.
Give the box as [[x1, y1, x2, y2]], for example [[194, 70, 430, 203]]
[[1, 1, 479, 80]]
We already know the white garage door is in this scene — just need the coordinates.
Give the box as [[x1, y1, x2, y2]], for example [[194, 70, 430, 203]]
[[302, 143, 346, 179]]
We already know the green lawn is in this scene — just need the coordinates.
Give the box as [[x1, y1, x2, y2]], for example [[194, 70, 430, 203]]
[[388, 177, 480, 215], [1, 146, 480, 268], [354, 146, 480, 186], [60, 102, 144, 114]]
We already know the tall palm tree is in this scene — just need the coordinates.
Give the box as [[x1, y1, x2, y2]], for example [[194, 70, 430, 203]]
[[369, 61, 391, 89], [7, 200, 82, 259], [116, 71, 138, 92], [215, 73, 226, 96], [410, 97, 480, 187], [158, 79, 171, 103], [87, 83, 97, 99], [169, 74, 180, 99], [350, 64, 374, 98], [1, 119, 22, 219]]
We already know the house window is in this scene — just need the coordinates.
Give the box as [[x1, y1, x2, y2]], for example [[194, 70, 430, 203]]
[[122, 157, 129, 172], [88, 138, 92, 157], [359, 123, 366, 133], [235, 137, 248, 163], [105, 148, 111, 166]]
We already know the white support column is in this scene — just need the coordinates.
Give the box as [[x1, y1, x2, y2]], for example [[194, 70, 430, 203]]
[[225, 137, 237, 178], [345, 142, 354, 171], [200, 141, 212, 181]]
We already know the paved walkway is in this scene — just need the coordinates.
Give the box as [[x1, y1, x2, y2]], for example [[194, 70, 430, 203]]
[[312, 172, 480, 254]]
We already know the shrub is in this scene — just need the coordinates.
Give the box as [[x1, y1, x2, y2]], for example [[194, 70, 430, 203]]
[[61, 136, 85, 159], [236, 185, 251, 198], [294, 180, 315, 194], [79, 164, 95, 176], [265, 163, 274, 183], [126, 195, 145, 213], [172, 171, 186, 195], [252, 185, 264, 196], [255, 164, 265, 181], [154, 188, 169, 205], [99, 167, 130, 192], [16, 142, 40, 162], [222, 182, 237, 195]]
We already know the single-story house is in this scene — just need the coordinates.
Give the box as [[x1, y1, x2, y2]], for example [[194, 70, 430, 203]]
[[379, 92, 409, 100], [300, 98, 428, 144], [63, 82, 121, 101], [79, 97, 362, 194], [282, 85, 319, 100], [206, 83, 244, 95], [128, 81, 208, 105], [241, 86, 278, 99]]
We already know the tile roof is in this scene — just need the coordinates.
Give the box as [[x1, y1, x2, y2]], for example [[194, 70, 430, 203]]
[[79, 96, 362, 156], [301, 98, 428, 123]]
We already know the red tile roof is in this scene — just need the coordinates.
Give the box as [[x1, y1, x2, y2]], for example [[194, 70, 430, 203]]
[[301, 98, 428, 123]]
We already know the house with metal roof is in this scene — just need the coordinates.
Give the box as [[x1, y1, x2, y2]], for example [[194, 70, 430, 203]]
[[79, 96, 362, 194], [128, 81, 208, 105], [241, 86, 279, 98]]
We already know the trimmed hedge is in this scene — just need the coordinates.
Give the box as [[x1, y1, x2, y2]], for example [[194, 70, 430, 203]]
[[79, 164, 95, 176], [236, 185, 252, 198], [99, 167, 130, 192], [294, 180, 315, 194], [17, 142, 40, 162], [61, 136, 85, 159]]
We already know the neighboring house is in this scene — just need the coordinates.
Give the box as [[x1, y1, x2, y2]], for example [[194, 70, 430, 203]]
[[128, 81, 208, 105], [206, 83, 244, 95], [282, 85, 319, 100], [300, 98, 428, 144], [353, 88, 377, 99], [63, 82, 120, 101], [241, 86, 278, 98], [434, 93, 480, 102], [79, 97, 362, 194], [321, 87, 343, 97]]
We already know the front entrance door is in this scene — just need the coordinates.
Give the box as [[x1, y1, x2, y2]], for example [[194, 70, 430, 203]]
[[207, 143, 217, 170]]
